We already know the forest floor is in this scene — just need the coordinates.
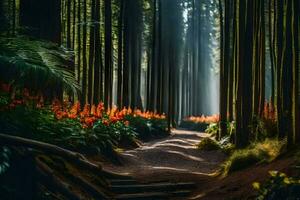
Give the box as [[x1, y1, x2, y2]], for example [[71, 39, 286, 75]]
[[98, 129, 298, 199]]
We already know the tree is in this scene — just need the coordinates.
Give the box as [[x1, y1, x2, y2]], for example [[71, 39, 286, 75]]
[[104, 0, 112, 108]]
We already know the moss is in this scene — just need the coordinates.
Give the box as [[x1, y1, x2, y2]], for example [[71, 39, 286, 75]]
[[223, 139, 285, 175], [197, 137, 221, 151], [223, 150, 262, 174]]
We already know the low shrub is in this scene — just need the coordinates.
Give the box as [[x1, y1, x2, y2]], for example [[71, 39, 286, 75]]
[[223, 139, 285, 175], [197, 137, 221, 151], [124, 115, 168, 141]]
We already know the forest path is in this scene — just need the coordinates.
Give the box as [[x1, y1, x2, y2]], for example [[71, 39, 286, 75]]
[[102, 129, 226, 183]]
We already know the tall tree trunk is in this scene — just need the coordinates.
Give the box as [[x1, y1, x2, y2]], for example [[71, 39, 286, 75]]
[[117, 0, 124, 108], [104, 0, 112, 108], [88, 0, 96, 104], [219, 0, 228, 139], [77, 0, 81, 84], [81, 0, 88, 106], [292, 0, 300, 144], [93, 0, 101, 104], [269, 0, 275, 106], [66, 0, 71, 48], [276, 0, 284, 138]]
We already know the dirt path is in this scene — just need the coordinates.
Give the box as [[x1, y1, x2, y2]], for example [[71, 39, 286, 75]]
[[102, 129, 226, 183]]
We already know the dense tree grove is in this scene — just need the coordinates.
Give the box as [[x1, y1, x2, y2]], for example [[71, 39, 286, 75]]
[[0, 0, 221, 130], [1, 0, 300, 199], [0, 0, 299, 144], [219, 0, 300, 148]]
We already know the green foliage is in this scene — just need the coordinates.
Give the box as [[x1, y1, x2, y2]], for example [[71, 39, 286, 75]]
[[0, 36, 80, 95], [223, 139, 285, 175], [0, 146, 10, 175], [124, 115, 168, 141], [197, 137, 221, 151], [180, 120, 209, 132], [253, 171, 300, 200], [205, 121, 235, 138], [219, 136, 235, 154], [205, 123, 219, 135], [251, 116, 277, 142], [0, 92, 9, 108], [92, 119, 136, 151], [0, 105, 136, 154]]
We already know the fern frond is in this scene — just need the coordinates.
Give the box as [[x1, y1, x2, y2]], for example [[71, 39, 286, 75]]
[[0, 36, 80, 95]]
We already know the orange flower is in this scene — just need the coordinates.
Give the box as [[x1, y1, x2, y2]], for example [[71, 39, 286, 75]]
[[96, 102, 105, 115], [110, 116, 119, 123], [69, 102, 80, 114], [55, 111, 68, 120], [103, 120, 109, 126], [185, 114, 220, 124], [80, 104, 90, 117], [90, 105, 96, 116], [84, 116, 96, 127], [68, 113, 77, 119]]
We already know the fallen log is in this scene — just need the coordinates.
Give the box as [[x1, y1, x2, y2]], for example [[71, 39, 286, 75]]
[[0, 133, 102, 172], [0, 133, 131, 179]]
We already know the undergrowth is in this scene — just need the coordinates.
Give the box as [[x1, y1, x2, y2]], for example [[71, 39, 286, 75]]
[[253, 171, 300, 199], [197, 137, 221, 151], [223, 139, 285, 175]]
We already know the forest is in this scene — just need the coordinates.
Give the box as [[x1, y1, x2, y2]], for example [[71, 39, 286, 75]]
[[0, 0, 299, 199]]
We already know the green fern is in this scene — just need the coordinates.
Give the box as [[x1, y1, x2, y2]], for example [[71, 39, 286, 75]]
[[0, 36, 80, 95]]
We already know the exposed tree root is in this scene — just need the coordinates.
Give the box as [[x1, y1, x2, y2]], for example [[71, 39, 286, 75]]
[[0, 133, 102, 172], [36, 159, 84, 200]]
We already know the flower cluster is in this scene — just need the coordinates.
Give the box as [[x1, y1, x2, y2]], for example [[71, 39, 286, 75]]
[[132, 109, 166, 119], [0, 83, 44, 109], [185, 114, 220, 124], [51, 99, 166, 128], [52, 100, 166, 128], [52, 100, 107, 128]]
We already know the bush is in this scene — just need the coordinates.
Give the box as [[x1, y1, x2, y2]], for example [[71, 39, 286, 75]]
[[223, 139, 285, 175], [197, 137, 221, 151], [253, 171, 300, 200], [124, 115, 168, 141]]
